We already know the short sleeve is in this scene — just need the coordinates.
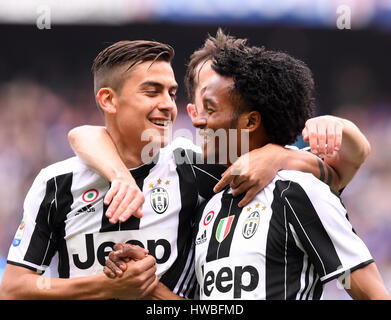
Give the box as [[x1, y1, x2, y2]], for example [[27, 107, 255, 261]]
[[278, 177, 373, 284], [7, 169, 57, 273]]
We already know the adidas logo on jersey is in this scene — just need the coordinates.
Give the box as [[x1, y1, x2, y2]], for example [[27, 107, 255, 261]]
[[196, 230, 207, 245], [75, 204, 95, 216]]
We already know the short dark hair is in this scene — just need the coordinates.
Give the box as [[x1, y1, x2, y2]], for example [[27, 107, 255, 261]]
[[184, 29, 247, 103], [92, 40, 175, 96], [212, 45, 315, 146]]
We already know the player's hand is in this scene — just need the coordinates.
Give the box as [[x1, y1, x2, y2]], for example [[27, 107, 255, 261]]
[[110, 254, 158, 300], [104, 178, 145, 224], [302, 115, 344, 158], [213, 144, 285, 207], [104, 243, 149, 278]]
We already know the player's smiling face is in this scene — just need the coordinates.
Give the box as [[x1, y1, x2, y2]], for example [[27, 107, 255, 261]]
[[189, 60, 246, 164], [199, 74, 239, 164], [115, 60, 178, 148]]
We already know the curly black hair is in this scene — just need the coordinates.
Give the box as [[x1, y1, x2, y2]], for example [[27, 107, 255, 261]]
[[211, 45, 315, 146], [184, 28, 247, 103]]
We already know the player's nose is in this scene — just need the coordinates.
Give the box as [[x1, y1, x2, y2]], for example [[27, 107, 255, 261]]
[[158, 91, 176, 111], [192, 113, 207, 129]]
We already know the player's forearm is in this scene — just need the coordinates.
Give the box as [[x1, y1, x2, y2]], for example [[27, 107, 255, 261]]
[[282, 148, 340, 191], [143, 281, 187, 300], [324, 118, 371, 189], [68, 125, 133, 183], [1, 271, 111, 300], [3, 273, 112, 300], [346, 263, 391, 300], [44, 273, 112, 299]]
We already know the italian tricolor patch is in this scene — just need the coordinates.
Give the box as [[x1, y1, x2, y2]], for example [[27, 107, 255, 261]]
[[216, 215, 235, 243]]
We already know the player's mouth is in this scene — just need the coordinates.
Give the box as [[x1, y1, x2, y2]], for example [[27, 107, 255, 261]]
[[199, 129, 214, 147], [199, 128, 213, 137], [149, 118, 172, 130]]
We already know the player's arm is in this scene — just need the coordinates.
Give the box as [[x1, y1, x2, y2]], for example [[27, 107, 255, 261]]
[[302, 115, 371, 190], [0, 256, 158, 300], [2, 170, 156, 300], [214, 115, 370, 207], [143, 282, 187, 300], [344, 262, 390, 300], [281, 177, 389, 300], [213, 143, 337, 207], [68, 125, 144, 223], [0, 264, 109, 299]]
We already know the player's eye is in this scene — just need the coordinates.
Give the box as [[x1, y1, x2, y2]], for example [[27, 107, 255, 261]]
[[146, 90, 158, 95]]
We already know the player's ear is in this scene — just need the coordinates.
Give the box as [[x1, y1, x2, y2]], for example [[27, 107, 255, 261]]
[[96, 87, 117, 114], [186, 103, 197, 121], [239, 110, 261, 133]]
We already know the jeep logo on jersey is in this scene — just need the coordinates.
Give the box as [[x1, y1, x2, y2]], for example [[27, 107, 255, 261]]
[[72, 233, 171, 270], [203, 265, 259, 299], [67, 230, 175, 277], [242, 211, 260, 239], [150, 187, 169, 214], [216, 215, 235, 243]]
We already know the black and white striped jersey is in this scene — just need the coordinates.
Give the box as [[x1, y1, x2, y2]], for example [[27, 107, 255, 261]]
[[194, 170, 373, 300], [7, 138, 225, 299]]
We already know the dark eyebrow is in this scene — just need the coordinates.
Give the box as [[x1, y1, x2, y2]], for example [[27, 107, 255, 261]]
[[139, 81, 178, 91], [202, 96, 217, 108]]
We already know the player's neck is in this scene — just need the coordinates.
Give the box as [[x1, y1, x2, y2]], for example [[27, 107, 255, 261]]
[[248, 128, 269, 153], [118, 145, 148, 169], [107, 128, 158, 169]]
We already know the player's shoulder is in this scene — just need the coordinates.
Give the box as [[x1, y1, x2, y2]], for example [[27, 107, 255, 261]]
[[165, 137, 201, 154], [161, 137, 202, 164], [276, 169, 323, 186], [38, 156, 95, 182], [273, 170, 340, 203]]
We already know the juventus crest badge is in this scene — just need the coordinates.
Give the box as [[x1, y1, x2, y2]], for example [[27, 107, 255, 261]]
[[242, 211, 260, 239], [150, 186, 169, 214], [148, 178, 170, 214]]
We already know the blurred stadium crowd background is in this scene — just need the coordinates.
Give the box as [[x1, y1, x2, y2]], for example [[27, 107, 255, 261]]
[[0, 0, 390, 299]]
